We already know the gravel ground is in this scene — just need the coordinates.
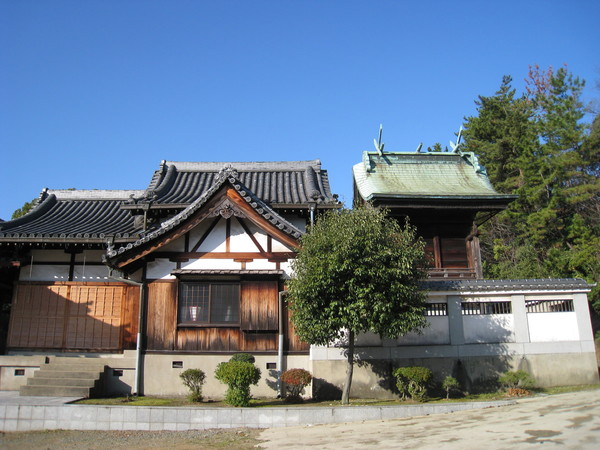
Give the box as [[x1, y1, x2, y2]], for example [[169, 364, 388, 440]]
[[0, 428, 263, 449]]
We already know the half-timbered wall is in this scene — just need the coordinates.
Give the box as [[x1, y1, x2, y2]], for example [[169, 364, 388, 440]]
[[7, 282, 138, 351]]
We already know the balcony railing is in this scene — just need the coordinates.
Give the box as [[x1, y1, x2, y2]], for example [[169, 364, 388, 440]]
[[427, 268, 477, 279]]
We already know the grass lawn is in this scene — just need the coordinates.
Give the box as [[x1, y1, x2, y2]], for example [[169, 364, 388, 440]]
[[75, 383, 600, 407]]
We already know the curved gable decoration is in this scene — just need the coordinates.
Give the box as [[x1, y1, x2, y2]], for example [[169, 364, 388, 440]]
[[104, 167, 303, 271]]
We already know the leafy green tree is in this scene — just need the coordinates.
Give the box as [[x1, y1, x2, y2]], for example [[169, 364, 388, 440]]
[[286, 206, 428, 404], [11, 199, 36, 219], [463, 67, 600, 310]]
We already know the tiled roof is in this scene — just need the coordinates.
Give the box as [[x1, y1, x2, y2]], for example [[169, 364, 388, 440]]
[[0, 189, 144, 243], [172, 269, 284, 276], [133, 160, 339, 207], [422, 278, 594, 293], [353, 151, 517, 204], [105, 166, 304, 261]]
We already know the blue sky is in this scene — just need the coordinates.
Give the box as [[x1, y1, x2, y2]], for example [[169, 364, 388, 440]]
[[1, 0, 599, 219]]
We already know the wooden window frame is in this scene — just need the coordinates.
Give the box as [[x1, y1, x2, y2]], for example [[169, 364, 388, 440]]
[[177, 281, 241, 327]]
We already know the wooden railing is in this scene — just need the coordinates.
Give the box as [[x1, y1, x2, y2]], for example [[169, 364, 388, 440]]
[[427, 268, 477, 279]]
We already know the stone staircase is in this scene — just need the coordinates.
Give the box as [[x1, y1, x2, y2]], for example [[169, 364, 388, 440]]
[[20, 357, 107, 397]]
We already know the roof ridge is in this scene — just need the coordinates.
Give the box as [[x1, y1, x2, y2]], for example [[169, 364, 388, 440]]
[[163, 160, 322, 172], [47, 189, 145, 200]]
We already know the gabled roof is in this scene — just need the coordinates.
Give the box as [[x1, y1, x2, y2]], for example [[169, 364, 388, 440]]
[[105, 166, 304, 268], [127, 159, 339, 208], [0, 189, 144, 244], [353, 151, 516, 208]]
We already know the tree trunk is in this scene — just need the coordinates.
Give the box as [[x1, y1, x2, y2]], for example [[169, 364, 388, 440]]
[[341, 329, 354, 405]]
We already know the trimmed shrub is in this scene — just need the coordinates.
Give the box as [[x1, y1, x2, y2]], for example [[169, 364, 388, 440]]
[[442, 376, 461, 399], [281, 368, 312, 402], [215, 360, 261, 407], [179, 368, 206, 402], [506, 387, 532, 397], [229, 353, 256, 364], [499, 370, 535, 390], [393, 366, 432, 402]]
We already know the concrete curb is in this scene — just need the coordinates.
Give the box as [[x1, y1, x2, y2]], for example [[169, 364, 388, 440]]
[[0, 399, 516, 432]]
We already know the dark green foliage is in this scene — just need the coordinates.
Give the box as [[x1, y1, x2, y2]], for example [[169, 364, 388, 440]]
[[286, 206, 428, 404], [11, 199, 36, 219], [287, 206, 428, 345], [229, 353, 256, 364], [498, 370, 535, 390], [280, 368, 313, 402], [393, 366, 432, 402], [463, 67, 600, 311], [214, 360, 261, 407], [442, 376, 461, 399], [179, 368, 206, 402]]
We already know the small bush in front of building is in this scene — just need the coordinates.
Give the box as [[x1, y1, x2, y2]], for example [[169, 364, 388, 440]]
[[229, 353, 256, 364], [506, 387, 532, 397], [281, 368, 312, 402], [442, 375, 461, 399], [393, 366, 432, 402], [499, 370, 535, 390], [215, 360, 261, 407], [179, 368, 206, 402]]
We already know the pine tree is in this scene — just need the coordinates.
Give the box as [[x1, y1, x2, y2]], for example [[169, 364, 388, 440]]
[[463, 67, 600, 310]]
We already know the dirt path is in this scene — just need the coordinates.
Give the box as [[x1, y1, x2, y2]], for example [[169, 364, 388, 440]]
[[0, 429, 261, 449], [258, 390, 600, 449]]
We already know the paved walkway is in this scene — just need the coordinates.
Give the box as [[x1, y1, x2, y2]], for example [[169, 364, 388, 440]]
[[258, 389, 600, 449], [0, 391, 82, 406]]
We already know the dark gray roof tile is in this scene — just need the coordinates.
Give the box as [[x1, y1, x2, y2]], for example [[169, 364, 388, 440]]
[[136, 160, 339, 206], [0, 189, 144, 242]]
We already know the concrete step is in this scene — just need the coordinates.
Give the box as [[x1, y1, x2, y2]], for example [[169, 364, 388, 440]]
[[19, 358, 106, 397], [27, 377, 97, 387], [33, 370, 103, 379], [20, 385, 93, 397], [42, 362, 107, 372]]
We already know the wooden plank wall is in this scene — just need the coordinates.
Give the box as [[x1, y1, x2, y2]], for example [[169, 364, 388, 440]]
[[241, 281, 278, 331], [146, 279, 307, 353], [7, 282, 137, 351], [440, 238, 469, 268]]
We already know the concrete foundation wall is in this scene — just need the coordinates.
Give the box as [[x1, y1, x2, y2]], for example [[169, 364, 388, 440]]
[[141, 354, 310, 399], [311, 351, 599, 399]]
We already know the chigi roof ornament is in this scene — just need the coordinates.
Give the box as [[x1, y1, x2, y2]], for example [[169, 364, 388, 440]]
[[449, 125, 464, 153], [373, 124, 385, 155]]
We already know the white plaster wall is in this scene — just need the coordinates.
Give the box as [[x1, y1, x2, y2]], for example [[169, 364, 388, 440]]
[[146, 259, 178, 279], [397, 316, 450, 345], [229, 218, 258, 251], [285, 216, 307, 232], [188, 220, 212, 250], [29, 250, 70, 262], [248, 221, 269, 250], [280, 261, 293, 278], [271, 239, 294, 252], [463, 314, 515, 343], [72, 265, 110, 281], [198, 220, 226, 252], [181, 258, 240, 271], [528, 312, 579, 342], [73, 250, 105, 263], [246, 259, 279, 270], [355, 331, 382, 346], [19, 265, 70, 281]]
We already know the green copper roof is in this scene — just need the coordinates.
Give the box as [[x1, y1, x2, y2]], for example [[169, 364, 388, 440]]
[[353, 151, 514, 202]]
